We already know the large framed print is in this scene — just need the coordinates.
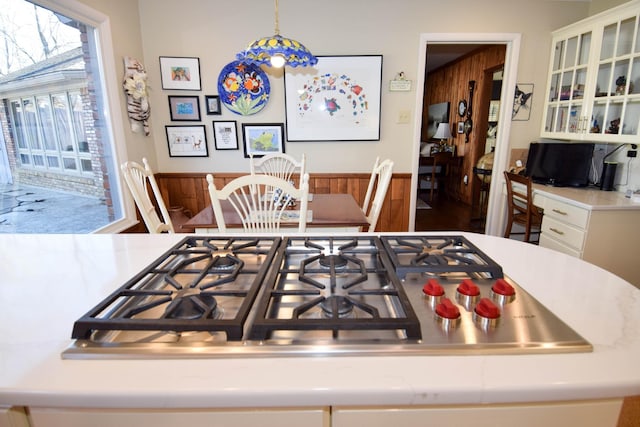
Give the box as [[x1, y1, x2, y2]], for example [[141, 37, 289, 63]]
[[284, 55, 382, 141], [212, 120, 239, 150], [241, 123, 285, 158], [159, 56, 201, 91], [166, 125, 208, 157]]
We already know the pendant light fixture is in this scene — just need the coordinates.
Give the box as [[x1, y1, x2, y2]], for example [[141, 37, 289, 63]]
[[236, 0, 317, 68]]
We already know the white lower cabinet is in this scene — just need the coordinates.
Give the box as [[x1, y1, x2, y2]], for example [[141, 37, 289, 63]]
[[28, 407, 330, 427], [0, 407, 30, 427], [332, 399, 623, 427]]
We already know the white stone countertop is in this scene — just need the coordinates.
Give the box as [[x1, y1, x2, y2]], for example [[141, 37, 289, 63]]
[[1, 232, 639, 409], [532, 184, 640, 210]]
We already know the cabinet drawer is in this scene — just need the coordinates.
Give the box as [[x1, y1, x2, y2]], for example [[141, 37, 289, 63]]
[[542, 198, 589, 228], [541, 215, 586, 251], [539, 234, 582, 258]]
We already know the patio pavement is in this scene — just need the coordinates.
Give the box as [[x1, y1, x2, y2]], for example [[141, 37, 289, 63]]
[[0, 182, 110, 233]]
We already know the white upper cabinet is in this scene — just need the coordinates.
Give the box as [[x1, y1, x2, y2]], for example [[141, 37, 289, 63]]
[[541, 0, 640, 142]]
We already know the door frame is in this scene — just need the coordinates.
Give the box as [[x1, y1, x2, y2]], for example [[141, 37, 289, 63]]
[[409, 33, 521, 236]]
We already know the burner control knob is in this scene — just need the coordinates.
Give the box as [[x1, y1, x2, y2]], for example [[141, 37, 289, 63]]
[[474, 298, 500, 319], [491, 279, 516, 304], [457, 279, 480, 296], [423, 279, 444, 297], [435, 298, 460, 320]]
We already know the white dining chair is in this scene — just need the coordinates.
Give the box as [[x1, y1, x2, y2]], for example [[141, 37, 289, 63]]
[[362, 157, 394, 232], [249, 153, 306, 182], [206, 173, 310, 233], [120, 158, 174, 233]]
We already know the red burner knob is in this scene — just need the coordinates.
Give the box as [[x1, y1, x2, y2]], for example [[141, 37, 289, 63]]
[[492, 279, 515, 296], [423, 279, 444, 297], [474, 298, 501, 319], [457, 279, 480, 296], [435, 298, 460, 320]]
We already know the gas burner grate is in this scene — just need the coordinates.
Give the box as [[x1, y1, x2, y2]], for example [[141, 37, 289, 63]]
[[381, 235, 503, 279], [70, 236, 281, 341]]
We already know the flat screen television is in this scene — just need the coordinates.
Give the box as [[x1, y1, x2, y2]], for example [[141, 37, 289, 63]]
[[525, 142, 594, 187]]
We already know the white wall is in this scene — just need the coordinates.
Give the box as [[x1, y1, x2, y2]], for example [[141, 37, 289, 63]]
[[130, 0, 589, 174]]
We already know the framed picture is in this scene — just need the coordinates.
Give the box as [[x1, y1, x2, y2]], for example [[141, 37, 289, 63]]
[[165, 125, 208, 157], [212, 120, 239, 150], [457, 121, 465, 134], [284, 55, 383, 141], [205, 95, 222, 115], [241, 123, 285, 158], [168, 95, 201, 121], [159, 56, 201, 90], [426, 102, 450, 140], [513, 83, 534, 121]]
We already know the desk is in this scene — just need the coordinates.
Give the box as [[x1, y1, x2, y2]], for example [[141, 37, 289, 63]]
[[418, 154, 463, 201], [181, 193, 369, 233]]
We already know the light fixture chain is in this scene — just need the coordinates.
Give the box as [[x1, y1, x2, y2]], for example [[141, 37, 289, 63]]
[[274, 0, 280, 35]]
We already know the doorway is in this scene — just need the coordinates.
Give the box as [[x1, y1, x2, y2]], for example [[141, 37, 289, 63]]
[[409, 33, 521, 236]]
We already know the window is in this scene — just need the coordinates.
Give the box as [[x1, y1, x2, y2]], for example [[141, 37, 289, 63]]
[[0, 0, 127, 233]]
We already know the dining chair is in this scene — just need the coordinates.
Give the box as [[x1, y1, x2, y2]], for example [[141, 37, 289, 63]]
[[249, 153, 306, 182], [503, 171, 543, 244], [419, 151, 452, 202], [206, 173, 310, 233], [362, 157, 394, 232], [120, 158, 174, 233]]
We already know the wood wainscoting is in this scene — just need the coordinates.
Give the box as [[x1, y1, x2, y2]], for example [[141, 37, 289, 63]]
[[140, 172, 412, 233]]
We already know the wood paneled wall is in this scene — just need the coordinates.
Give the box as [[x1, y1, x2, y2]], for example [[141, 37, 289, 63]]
[[148, 172, 412, 233], [423, 45, 506, 206]]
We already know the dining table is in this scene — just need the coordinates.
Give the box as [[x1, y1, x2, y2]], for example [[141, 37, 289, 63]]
[[180, 193, 370, 233]]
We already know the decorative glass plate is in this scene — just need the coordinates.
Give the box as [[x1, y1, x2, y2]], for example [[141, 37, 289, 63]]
[[217, 60, 270, 116]]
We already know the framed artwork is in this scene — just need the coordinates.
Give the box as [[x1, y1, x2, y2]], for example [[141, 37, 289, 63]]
[[284, 55, 383, 141], [241, 123, 285, 158], [165, 125, 208, 157], [168, 95, 201, 121], [513, 83, 534, 121], [212, 120, 239, 150], [457, 121, 465, 134], [426, 102, 450, 140], [159, 56, 201, 90], [205, 95, 222, 115]]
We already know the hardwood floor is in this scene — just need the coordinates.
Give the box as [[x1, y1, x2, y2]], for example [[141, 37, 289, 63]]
[[414, 195, 484, 233]]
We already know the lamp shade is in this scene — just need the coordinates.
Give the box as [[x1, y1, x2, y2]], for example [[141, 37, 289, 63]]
[[236, 35, 318, 68], [433, 122, 453, 140]]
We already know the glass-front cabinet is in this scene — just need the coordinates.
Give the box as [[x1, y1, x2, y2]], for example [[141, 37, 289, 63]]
[[541, 1, 640, 142]]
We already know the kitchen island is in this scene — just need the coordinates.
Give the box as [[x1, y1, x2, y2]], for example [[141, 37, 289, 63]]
[[1, 232, 639, 426]]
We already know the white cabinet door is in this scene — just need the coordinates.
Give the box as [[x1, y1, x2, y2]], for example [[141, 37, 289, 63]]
[[29, 407, 330, 427]]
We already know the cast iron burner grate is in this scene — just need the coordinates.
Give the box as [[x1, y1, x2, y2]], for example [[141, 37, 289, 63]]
[[249, 236, 422, 341], [381, 235, 504, 279], [70, 236, 280, 341]]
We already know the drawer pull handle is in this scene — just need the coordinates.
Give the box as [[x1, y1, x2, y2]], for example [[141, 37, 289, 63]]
[[551, 208, 568, 215], [549, 227, 565, 235]]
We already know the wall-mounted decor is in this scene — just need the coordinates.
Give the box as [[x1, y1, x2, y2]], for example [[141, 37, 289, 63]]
[[168, 95, 201, 121], [122, 56, 151, 135], [217, 60, 270, 116], [457, 121, 465, 134], [241, 123, 285, 158], [513, 83, 534, 121], [166, 125, 208, 157], [212, 120, 239, 150], [205, 95, 222, 115], [426, 102, 450, 140], [284, 55, 383, 141], [159, 56, 201, 91]]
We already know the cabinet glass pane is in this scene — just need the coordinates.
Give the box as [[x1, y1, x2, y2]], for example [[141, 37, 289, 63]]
[[569, 106, 581, 133], [561, 72, 573, 100], [604, 101, 624, 134], [617, 17, 636, 56], [553, 40, 564, 71], [596, 63, 613, 96], [613, 59, 631, 95], [574, 67, 587, 99], [558, 106, 568, 132], [549, 73, 561, 101], [545, 106, 557, 132], [622, 99, 640, 135], [566, 36, 578, 66], [578, 32, 591, 65], [631, 57, 640, 94], [591, 103, 606, 134], [601, 23, 617, 60]]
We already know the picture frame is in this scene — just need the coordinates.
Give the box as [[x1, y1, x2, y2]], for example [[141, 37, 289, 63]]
[[241, 123, 285, 158], [159, 56, 201, 90], [457, 121, 465, 134], [513, 83, 534, 121], [426, 102, 450, 140], [165, 125, 208, 157], [168, 95, 201, 121], [284, 55, 383, 141], [204, 95, 222, 115], [212, 120, 239, 150]]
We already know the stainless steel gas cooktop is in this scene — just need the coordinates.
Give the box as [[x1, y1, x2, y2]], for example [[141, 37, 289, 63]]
[[62, 235, 592, 359]]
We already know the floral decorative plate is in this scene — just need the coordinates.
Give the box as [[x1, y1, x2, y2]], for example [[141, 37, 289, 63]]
[[217, 60, 270, 116]]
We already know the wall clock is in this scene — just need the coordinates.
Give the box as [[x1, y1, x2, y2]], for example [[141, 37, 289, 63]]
[[458, 100, 467, 117], [464, 80, 476, 143]]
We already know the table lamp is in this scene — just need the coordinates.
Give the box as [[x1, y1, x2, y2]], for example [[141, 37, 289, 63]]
[[433, 122, 453, 152]]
